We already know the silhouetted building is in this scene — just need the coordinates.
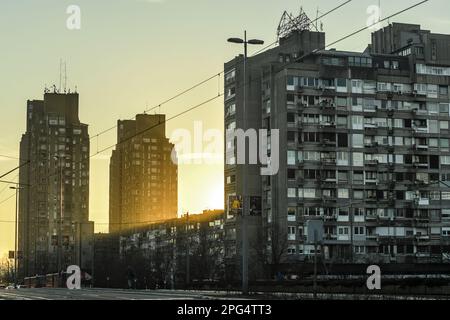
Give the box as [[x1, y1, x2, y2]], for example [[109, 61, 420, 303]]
[[18, 92, 93, 278], [119, 210, 225, 288], [109, 114, 178, 234]]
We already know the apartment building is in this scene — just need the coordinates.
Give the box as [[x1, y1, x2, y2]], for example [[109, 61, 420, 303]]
[[224, 22, 450, 270], [119, 210, 225, 286], [109, 114, 178, 234], [18, 92, 93, 278]]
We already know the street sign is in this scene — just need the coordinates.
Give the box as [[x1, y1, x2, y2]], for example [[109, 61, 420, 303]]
[[228, 195, 242, 216]]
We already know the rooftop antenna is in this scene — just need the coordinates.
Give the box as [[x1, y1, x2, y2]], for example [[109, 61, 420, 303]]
[[277, 7, 317, 42], [316, 7, 324, 32], [59, 59, 62, 93], [64, 62, 67, 93]]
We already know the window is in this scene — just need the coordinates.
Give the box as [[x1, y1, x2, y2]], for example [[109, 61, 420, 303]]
[[287, 113, 296, 123], [304, 132, 320, 143], [287, 207, 296, 222], [354, 190, 364, 200], [299, 188, 316, 199], [338, 133, 348, 147], [288, 188, 296, 198], [287, 151, 296, 165], [354, 227, 365, 235], [338, 189, 349, 199], [351, 80, 363, 93], [352, 116, 363, 130], [352, 134, 364, 148], [287, 245, 297, 254], [337, 116, 348, 127], [225, 103, 236, 117], [353, 153, 364, 167], [355, 246, 366, 254], [392, 61, 399, 70], [416, 64, 450, 76], [337, 97, 348, 108], [337, 152, 349, 166], [226, 86, 236, 100], [338, 171, 348, 182], [303, 151, 320, 161], [288, 226, 296, 240], [337, 79, 347, 92], [287, 169, 296, 180]]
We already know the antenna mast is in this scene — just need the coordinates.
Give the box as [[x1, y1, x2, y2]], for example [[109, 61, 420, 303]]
[[276, 7, 317, 42], [59, 59, 62, 93], [64, 62, 67, 93]]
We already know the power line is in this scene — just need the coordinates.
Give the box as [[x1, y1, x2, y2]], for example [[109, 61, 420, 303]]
[[0, 154, 19, 160], [0, 0, 428, 218], [0, 1, 353, 184], [0, 193, 15, 206], [0, 173, 19, 197], [0, 0, 429, 201]]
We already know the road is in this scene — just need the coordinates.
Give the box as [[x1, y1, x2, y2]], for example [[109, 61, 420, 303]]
[[0, 288, 237, 300]]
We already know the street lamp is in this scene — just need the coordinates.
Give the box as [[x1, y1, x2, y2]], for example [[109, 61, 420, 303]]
[[227, 31, 264, 296], [54, 155, 64, 277], [10, 185, 23, 287]]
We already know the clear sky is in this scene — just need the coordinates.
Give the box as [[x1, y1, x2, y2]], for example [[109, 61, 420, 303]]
[[0, 0, 448, 256]]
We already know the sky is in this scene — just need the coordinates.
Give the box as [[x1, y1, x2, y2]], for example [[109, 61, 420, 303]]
[[0, 0, 449, 256]]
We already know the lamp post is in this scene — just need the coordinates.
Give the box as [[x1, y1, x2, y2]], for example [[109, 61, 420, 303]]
[[10, 185, 23, 287], [227, 32, 264, 295], [54, 155, 63, 277]]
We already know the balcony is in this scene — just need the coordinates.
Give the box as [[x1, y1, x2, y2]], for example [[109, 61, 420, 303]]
[[413, 144, 429, 151], [413, 126, 429, 134], [324, 234, 337, 240], [413, 161, 428, 168], [415, 198, 430, 206], [319, 121, 336, 128], [363, 105, 377, 113], [364, 160, 379, 166], [366, 234, 378, 241], [322, 139, 336, 147], [364, 123, 378, 130], [412, 108, 428, 116], [364, 141, 379, 148], [321, 158, 337, 166]]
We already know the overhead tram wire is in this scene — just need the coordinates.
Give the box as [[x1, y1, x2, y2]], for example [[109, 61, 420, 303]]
[[83, 0, 355, 141], [0, 1, 427, 209], [0, 1, 353, 182]]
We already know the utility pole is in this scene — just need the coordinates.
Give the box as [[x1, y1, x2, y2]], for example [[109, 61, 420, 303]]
[[10, 185, 22, 287], [54, 155, 64, 281], [186, 212, 190, 288], [227, 31, 264, 296], [313, 230, 318, 299]]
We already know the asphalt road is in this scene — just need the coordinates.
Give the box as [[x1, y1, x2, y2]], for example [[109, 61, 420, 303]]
[[0, 288, 234, 300]]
